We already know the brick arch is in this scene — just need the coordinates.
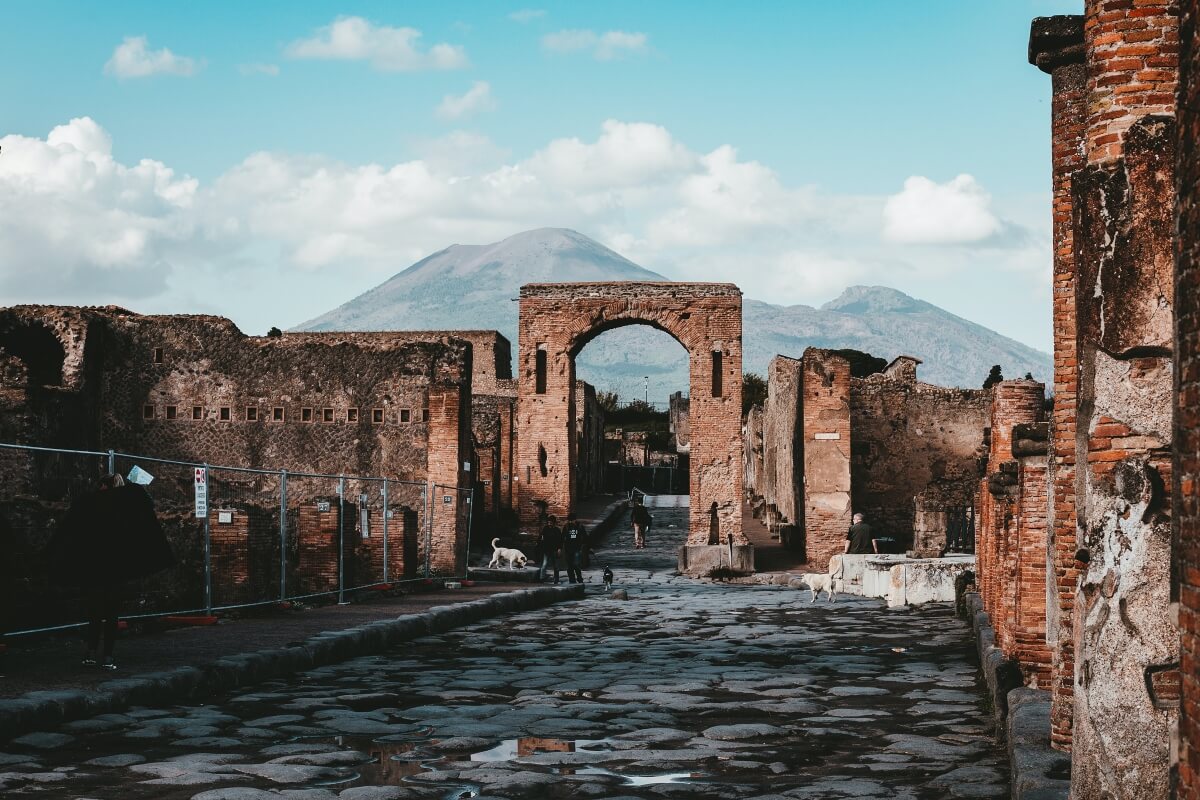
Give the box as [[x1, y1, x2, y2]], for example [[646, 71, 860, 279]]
[[517, 282, 745, 545]]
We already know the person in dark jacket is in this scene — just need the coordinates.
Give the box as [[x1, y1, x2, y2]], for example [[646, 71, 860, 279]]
[[562, 513, 589, 584], [538, 515, 563, 584], [630, 499, 652, 549], [54, 473, 173, 671], [844, 513, 879, 555]]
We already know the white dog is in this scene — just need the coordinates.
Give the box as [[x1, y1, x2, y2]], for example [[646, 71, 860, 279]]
[[799, 555, 845, 603], [488, 537, 529, 570]]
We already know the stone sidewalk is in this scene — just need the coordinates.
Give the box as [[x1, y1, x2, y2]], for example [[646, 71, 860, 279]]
[[0, 582, 583, 740]]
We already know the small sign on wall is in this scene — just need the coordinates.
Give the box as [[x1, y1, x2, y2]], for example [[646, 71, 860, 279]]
[[443, 495, 453, 505], [814, 432, 841, 440], [218, 510, 233, 524], [317, 500, 331, 513]]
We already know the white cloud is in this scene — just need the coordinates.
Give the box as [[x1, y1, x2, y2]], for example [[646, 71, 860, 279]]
[[104, 36, 199, 79], [1, 117, 1049, 348], [286, 16, 467, 71], [238, 63, 280, 77], [882, 174, 1004, 244], [509, 9, 546, 23], [542, 29, 648, 60], [436, 81, 497, 120]]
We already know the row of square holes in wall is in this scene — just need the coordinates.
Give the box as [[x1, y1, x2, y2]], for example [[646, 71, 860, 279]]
[[142, 405, 430, 424]]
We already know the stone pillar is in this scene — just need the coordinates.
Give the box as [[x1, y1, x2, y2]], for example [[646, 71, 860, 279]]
[[1069, 3, 1179, 796], [1030, 12, 1088, 752], [800, 349, 851, 569], [1175, 2, 1200, 796], [426, 384, 473, 574], [763, 356, 802, 538], [1014, 422, 1053, 687]]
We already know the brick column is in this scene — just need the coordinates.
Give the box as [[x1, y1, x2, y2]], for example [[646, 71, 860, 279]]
[[1030, 12, 1088, 752], [1175, 2, 1200, 795], [1069, 3, 1179, 796], [1014, 423, 1053, 687], [426, 384, 473, 574], [799, 349, 852, 569]]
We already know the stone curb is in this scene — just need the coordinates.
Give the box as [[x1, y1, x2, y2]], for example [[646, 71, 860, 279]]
[[960, 592, 1070, 799], [0, 584, 583, 742]]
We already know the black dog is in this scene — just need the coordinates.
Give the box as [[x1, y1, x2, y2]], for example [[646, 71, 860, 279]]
[[602, 567, 614, 591]]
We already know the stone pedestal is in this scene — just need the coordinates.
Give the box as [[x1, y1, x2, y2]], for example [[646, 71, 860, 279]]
[[678, 545, 754, 576]]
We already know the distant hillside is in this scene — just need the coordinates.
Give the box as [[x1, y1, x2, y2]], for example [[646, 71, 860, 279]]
[[296, 228, 1051, 401]]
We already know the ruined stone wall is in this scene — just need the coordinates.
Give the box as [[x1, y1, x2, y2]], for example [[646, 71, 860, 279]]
[[573, 381, 606, 498], [1067, 3, 1179, 793], [1176, 1, 1200, 794], [849, 370, 989, 552], [800, 349, 851, 568], [743, 405, 764, 515], [0, 306, 479, 619], [517, 283, 743, 544], [1030, 12, 1089, 752], [669, 391, 690, 453], [976, 381, 1046, 684], [762, 356, 802, 536]]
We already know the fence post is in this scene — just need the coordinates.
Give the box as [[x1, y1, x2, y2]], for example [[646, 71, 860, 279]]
[[337, 477, 346, 604], [463, 487, 474, 579], [382, 479, 390, 585], [203, 463, 212, 614], [279, 469, 288, 602], [107, 449, 115, 475], [423, 484, 431, 578]]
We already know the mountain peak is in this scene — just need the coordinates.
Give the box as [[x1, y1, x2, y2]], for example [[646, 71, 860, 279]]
[[821, 285, 930, 315]]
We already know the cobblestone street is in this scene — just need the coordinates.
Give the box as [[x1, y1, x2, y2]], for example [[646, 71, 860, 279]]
[[0, 502, 1007, 799]]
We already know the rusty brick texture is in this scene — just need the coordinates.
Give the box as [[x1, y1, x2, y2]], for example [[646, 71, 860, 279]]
[[516, 283, 743, 543]]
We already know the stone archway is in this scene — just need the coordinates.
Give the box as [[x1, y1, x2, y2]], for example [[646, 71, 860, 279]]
[[516, 283, 746, 557]]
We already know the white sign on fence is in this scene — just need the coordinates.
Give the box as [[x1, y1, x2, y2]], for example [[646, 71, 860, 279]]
[[194, 467, 208, 518]]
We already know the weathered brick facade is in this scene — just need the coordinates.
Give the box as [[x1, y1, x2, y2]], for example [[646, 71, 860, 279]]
[[1031, 12, 1089, 753], [517, 283, 744, 544], [746, 350, 989, 566], [0, 305, 481, 623], [1176, 1, 1200, 795]]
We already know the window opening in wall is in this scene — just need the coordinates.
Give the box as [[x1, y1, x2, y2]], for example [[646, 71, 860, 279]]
[[165, 405, 177, 420], [246, 406, 258, 422], [535, 348, 547, 394], [322, 408, 334, 423], [712, 351, 723, 397], [347, 408, 359, 423], [219, 406, 231, 422], [400, 409, 411, 423], [272, 407, 284, 422], [152, 347, 164, 364], [372, 408, 384, 424], [422, 408, 430, 422], [538, 444, 548, 477], [192, 406, 203, 420], [142, 404, 155, 420], [301, 407, 313, 423]]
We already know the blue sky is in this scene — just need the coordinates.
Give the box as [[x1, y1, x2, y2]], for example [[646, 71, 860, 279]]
[[1, 1, 1080, 350]]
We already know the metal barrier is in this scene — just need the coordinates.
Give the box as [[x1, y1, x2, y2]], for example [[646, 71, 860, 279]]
[[0, 442, 472, 638]]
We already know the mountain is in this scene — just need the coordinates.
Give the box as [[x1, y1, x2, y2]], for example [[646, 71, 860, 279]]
[[295, 228, 1052, 401]]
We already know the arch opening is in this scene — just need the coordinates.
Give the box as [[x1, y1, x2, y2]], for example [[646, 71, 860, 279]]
[[0, 321, 67, 387]]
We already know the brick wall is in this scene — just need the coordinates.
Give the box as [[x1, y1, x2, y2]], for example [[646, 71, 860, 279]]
[[1030, 14, 1088, 749], [516, 282, 744, 544], [800, 349, 852, 568], [1176, 1, 1200, 795], [762, 356, 802, 536], [849, 370, 989, 552]]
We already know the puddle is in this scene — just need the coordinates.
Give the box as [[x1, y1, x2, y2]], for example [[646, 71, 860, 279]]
[[576, 767, 698, 786], [470, 737, 614, 762]]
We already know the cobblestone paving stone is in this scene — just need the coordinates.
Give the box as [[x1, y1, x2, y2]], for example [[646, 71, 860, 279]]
[[0, 502, 1007, 799]]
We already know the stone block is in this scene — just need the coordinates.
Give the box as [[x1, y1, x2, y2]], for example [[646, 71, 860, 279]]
[[677, 544, 754, 576], [884, 556, 976, 608]]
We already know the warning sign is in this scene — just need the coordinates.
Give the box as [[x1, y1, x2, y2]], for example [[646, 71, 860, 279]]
[[194, 467, 208, 518]]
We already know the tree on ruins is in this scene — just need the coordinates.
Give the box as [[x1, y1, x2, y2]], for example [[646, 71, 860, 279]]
[[983, 364, 1004, 389], [743, 372, 767, 416], [267, 326, 283, 338]]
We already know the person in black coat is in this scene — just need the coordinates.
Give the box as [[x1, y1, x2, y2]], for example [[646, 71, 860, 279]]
[[53, 473, 173, 671], [538, 515, 563, 584], [630, 499, 652, 549], [562, 513, 589, 585]]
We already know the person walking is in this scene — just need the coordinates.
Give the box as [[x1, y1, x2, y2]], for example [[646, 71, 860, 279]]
[[630, 499, 652, 550], [53, 473, 173, 671], [844, 512, 879, 555], [538, 515, 563, 584], [562, 513, 589, 584]]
